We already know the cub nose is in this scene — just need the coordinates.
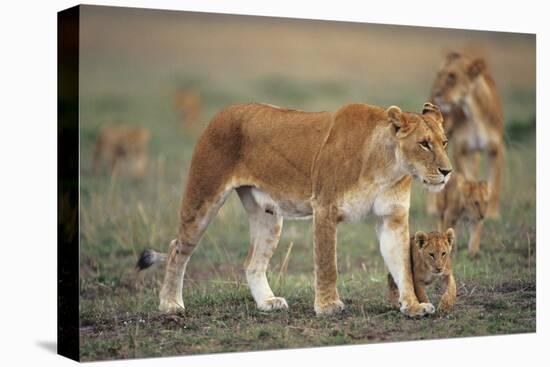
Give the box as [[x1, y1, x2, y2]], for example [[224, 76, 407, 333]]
[[438, 168, 452, 177], [435, 267, 442, 272]]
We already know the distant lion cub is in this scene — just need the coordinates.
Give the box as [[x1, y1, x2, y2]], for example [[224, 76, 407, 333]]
[[388, 229, 456, 313], [436, 172, 489, 254]]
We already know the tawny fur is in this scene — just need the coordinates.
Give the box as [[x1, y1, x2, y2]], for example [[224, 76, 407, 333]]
[[92, 125, 150, 178], [429, 51, 504, 218], [436, 172, 489, 254], [388, 229, 456, 313], [139, 102, 453, 317]]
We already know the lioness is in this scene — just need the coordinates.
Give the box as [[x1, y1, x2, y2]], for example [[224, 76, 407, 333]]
[[92, 125, 150, 178], [430, 51, 504, 218], [137, 102, 452, 317], [436, 172, 489, 254], [388, 229, 456, 313]]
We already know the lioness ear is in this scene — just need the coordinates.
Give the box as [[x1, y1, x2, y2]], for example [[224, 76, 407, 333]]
[[445, 228, 455, 247], [387, 106, 416, 137], [446, 51, 461, 61], [422, 102, 443, 125], [467, 58, 486, 79], [386, 105, 403, 130], [415, 231, 428, 248]]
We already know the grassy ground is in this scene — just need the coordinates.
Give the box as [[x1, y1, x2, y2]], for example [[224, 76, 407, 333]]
[[78, 7, 536, 361]]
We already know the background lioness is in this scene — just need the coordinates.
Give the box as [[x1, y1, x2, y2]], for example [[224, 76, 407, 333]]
[[388, 229, 456, 313], [138, 101, 452, 317], [430, 51, 504, 218], [92, 125, 150, 178]]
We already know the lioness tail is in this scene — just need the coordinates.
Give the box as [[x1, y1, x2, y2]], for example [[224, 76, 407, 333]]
[[136, 249, 167, 271]]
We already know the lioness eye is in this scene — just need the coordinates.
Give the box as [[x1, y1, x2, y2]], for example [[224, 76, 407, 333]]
[[443, 140, 448, 149], [442, 252, 446, 257], [419, 141, 431, 151], [429, 253, 435, 259]]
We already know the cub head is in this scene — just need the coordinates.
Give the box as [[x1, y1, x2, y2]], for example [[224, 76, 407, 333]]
[[431, 51, 487, 110], [415, 229, 455, 275], [460, 179, 490, 221], [387, 102, 453, 192]]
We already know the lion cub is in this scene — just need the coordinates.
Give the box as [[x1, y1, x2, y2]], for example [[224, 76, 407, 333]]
[[388, 229, 456, 313], [436, 172, 489, 254]]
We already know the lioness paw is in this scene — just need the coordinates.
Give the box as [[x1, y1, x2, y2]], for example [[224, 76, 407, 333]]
[[258, 297, 289, 311], [314, 299, 345, 316], [159, 298, 185, 313], [400, 301, 435, 317], [420, 302, 436, 314]]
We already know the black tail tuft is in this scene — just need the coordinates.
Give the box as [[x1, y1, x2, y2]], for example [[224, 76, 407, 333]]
[[136, 249, 158, 271]]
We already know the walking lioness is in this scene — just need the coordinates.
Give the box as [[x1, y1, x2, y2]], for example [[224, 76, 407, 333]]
[[431, 51, 504, 218], [138, 102, 453, 317]]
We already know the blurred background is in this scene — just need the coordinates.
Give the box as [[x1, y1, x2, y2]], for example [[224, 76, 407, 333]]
[[78, 5, 535, 360]]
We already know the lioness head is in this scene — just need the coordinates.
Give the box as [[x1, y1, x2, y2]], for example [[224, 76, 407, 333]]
[[431, 51, 486, 111], [415, 229, 454, 275], [387, 102, 453, 192], [460, 179, 490, 221]]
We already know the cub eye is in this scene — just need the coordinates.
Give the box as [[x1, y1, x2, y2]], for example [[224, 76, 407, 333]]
[[429, 253, 435, 259], [442, 140, 448, 149], [447, 73, 456, 85], [419, 140, 431, 151], [442, 252, 446, 257]]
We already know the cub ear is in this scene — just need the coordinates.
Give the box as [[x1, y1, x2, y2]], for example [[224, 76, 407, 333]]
[[445, 228, 455, 248], [414, 231, 428, 248], [422, 102, 443, 125], [467, 58, 486, 79]]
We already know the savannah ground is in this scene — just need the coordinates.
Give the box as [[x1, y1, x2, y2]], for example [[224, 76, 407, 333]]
[[78, 6, 536, 361]]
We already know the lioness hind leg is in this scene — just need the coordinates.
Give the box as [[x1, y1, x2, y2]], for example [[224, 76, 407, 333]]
[[238, 187, 288, 311], [159, 184, 233, 313], [487, 142, 504, 219]]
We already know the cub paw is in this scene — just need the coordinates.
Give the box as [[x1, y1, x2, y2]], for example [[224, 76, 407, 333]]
[[438, 301, 454, 314], [258, 297, 289, 311], [159, 298, 185, 313], [314, 299, 345, 316], [400, 301, 435, 317]]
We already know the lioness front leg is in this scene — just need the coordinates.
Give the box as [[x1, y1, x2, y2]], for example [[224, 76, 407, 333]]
[[378, 209, 435, 317], [312, 205, 344, 316], [468, 221, 483, 255]]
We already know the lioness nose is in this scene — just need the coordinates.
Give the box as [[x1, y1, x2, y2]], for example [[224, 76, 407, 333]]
[[438, 168, 452, 177]]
